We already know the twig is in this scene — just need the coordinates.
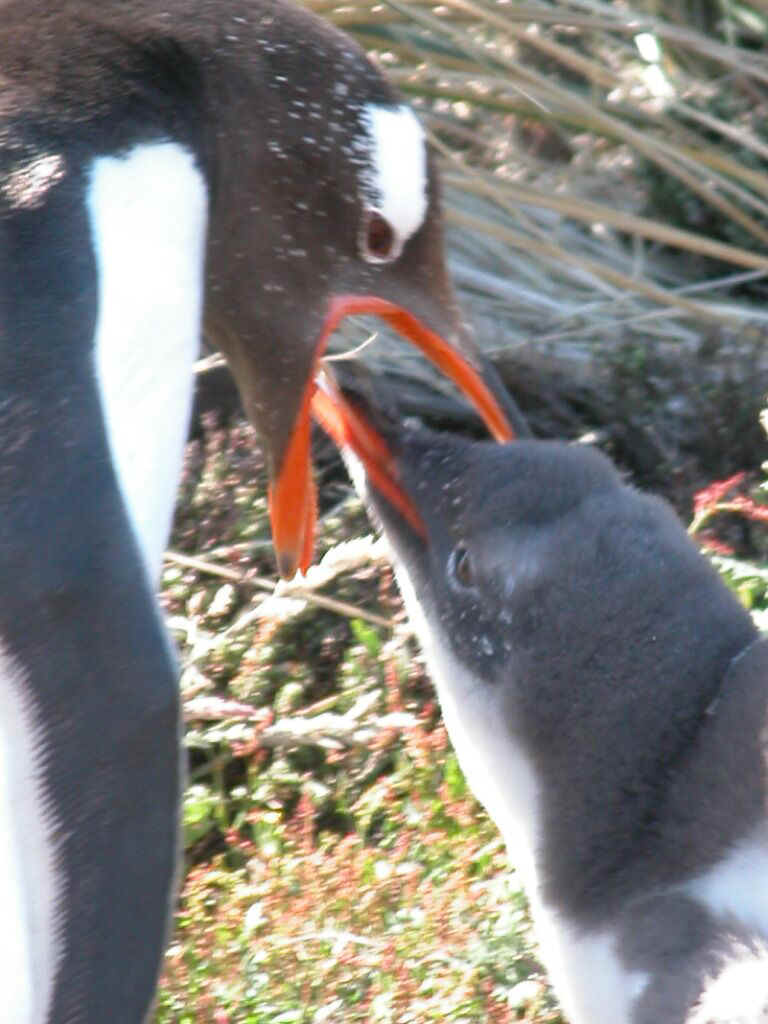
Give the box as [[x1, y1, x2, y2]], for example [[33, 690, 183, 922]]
[[164, 550, 395, 629], [165, 550, 243, 583], [323, 332, 381, 362], [278, 588, 394, 629], [194, 352, 227, 374], [257, 708, 419, 750]]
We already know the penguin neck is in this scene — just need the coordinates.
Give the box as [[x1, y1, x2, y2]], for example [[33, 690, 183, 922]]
[[391, 561, 544, 893]]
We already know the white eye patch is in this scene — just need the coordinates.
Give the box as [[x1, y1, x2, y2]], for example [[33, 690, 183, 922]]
[[358, 103, 428, 260]]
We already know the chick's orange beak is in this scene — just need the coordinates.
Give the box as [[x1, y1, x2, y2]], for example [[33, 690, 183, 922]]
[[268, 294, 515, 580]]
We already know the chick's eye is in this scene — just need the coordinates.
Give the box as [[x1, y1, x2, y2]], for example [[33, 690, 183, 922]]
[[449, 544, 475, 589], [360, 209, 397, 263]]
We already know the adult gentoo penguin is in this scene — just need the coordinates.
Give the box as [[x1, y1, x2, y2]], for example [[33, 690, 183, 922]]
[[320, 390, 768, 1023], [0, 2, 522, 1021]]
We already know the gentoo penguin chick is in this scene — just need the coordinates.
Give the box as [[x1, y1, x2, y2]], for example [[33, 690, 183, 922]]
[[324, 402, 768, 1024]]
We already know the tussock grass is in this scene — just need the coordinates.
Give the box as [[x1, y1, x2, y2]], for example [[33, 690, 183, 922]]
[[306, 0, 768, 397]]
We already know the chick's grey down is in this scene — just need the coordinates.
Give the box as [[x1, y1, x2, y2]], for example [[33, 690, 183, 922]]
[[357, 422, 768, 1024]]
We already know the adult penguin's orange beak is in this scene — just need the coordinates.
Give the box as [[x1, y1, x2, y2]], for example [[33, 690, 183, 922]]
[[268, 294, 516, 579]]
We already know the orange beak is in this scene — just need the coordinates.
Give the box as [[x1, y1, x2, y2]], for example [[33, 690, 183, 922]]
[[268, 295, 515, 579]]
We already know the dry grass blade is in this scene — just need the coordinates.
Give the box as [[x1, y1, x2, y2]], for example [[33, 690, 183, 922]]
[[165, 548, 395, 629], [442, 171, 768, 272]]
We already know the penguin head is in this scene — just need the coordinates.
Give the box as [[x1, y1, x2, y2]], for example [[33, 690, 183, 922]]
[[355, 420, 627, 684], [0, 0, 519, 581], [192, 4, 520, 577], [318, 394, 756, 740], [315, 380, 761, 932]]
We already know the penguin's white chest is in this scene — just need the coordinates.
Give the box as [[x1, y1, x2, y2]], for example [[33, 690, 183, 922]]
[[419, 634, 648, 1023], [87, 141, 208, 583], [685, 825, 768, 937], [531, 909, 648, 1024], [392, 562, 649, 1024], [390, 562, 541, 873]]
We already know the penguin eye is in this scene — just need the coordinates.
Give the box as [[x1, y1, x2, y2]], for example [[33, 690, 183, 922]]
[[449, 544, 475, 589], [360, 209, 398, 264]]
